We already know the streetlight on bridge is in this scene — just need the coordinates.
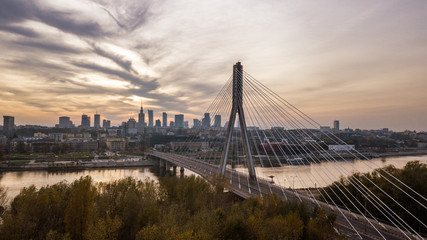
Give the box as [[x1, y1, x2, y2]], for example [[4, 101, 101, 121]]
[[290, 176, 297, 189]]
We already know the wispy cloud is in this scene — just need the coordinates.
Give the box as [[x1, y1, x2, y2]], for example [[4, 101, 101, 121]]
[[0, 0, 426, 130]]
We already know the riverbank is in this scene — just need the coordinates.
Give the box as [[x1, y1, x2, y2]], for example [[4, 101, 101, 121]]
[[0, 158, 155, 172], [377, 150, 427, 157]]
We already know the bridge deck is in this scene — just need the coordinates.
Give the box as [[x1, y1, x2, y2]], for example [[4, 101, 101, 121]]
[[149, 151, 420, 240]]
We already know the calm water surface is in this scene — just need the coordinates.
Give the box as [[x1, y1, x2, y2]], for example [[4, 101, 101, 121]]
[[1, 155, 426, 200], [235, 155, 427, 189]]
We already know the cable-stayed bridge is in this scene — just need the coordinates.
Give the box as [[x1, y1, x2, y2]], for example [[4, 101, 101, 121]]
[[148, 62, 426, 240]]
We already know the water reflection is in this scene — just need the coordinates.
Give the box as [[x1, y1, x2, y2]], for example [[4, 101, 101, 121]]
[[235, 155, 427, 189]]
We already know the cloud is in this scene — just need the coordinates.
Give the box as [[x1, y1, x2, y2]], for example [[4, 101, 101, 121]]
[[91, 0, 153, 32], [72, 62, 158, 91], [0, 24, 39, 37], [0, 0, 426, 130], [14, 40, 82, 54], [0, 0, 103, 37], [90, 43, 136, 73]]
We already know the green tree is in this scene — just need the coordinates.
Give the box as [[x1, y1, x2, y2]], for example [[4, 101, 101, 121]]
[[85, 216, 122, 240], [64, 176, 96, 240], [135, 225, 163, 240], [0, 146, 4, 161], [283, 212, 304, 240], [0, 185, 7, 216], [16, 141, 27, 154]]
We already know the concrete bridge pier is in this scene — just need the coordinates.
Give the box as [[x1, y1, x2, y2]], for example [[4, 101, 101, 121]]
[[165, 161, 171, 176], [172, 165, 177, 175], [180, 166, 184, 178], [159, 159, 166, 177]]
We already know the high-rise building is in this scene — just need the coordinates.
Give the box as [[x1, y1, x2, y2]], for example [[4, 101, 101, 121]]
[[170, 121, 175, 128], [94, 113, 101, 129], [162, 112, 167, 127], [193, 119, 201, 128], [175, 114, 184, 128], [126, 118, 137, 135], [3, 116, 15, 137], [138, 105, 145, 126], [155, 119, 161, 127], [202, 113, 210, 128], [127, 118, 136, 128], [148, 110, 154, 127], [184, 121, 189, 129], [58, 116, 74, 128], [102, 119, 111, 129], [81, 114, 90, 129], [333, 120, 340, 132], [213, 115, 221, 128]]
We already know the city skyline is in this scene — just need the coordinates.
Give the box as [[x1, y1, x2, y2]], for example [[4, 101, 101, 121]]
[[0, 1, 426, 131]]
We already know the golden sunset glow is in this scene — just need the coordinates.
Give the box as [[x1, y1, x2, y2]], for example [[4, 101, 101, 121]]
[[0, 0, 426, 130]]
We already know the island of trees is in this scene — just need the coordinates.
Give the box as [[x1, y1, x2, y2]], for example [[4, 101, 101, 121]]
[[323, 160, 427, 235]]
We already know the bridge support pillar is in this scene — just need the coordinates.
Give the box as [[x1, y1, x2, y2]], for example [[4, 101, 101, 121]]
[[172, 165, 177, 175], [180, 166, 184, 178], [159, 159, 166, 177], [219, 62, 257, 181], [165, 161, 171, 176]]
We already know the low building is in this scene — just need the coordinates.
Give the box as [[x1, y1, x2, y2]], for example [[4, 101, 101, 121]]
[[170, 141, 209, 151], [328, 145, 355, 151], [417, 142, 427, 149], [106, 138, 126, 151]]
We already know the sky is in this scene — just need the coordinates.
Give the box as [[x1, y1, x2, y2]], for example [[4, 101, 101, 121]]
[[0, 0, 426, 131]]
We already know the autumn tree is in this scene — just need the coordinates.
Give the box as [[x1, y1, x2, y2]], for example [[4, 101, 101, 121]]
[[64, 176, 96, 240]]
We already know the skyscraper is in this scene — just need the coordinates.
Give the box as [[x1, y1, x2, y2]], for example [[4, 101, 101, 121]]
[[213, 115, 221, 128], [334, 120, 340, 132], [3, 116, 15, 137], [162, 112, 167, 127], [102, 119, 111, 129], [148, 110, 153, 127], [81, 114, 90, 129], [175, 114, 184, 128], [59, 116, 74, 128], [202, 113, 210, 128], [138, 105, 145, 127], [94, 113, 101, 129], [193, 119, 201, 128], [155, 119, 161, 127], [127, 118, 136, 128]]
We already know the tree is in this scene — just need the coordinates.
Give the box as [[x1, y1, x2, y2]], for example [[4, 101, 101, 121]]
[[85, 216, 122, 240], [0, 146, 4, 161], [64, 176, 96, 240], [306, 208, 336, 240], [16, 141, 27, 154], [0, 185, 7, 216]]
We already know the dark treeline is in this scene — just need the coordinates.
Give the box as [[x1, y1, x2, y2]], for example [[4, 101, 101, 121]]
[[0, 175, 340, 240], [324, 161, 427, 234]]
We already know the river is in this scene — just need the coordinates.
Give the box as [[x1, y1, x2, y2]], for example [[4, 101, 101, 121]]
[[1, 155, 426, 201]]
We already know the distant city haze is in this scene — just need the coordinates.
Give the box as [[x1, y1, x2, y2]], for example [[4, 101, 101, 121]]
[[0, 1, 426, 131]]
